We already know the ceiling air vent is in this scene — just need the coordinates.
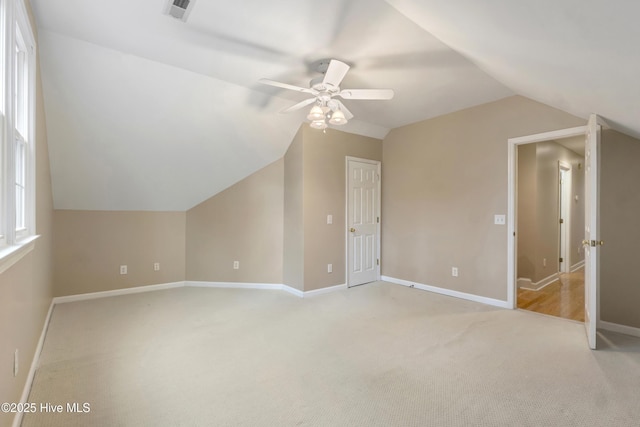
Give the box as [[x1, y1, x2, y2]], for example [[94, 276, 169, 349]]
[[164, 0, 195, 22]]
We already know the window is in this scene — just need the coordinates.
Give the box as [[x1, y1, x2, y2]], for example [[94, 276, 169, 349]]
[[14, 22, 30, 235], [0, 0, 37, 268]]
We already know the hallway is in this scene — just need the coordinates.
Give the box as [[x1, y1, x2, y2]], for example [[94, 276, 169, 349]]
[[517, 269, 585, 321]]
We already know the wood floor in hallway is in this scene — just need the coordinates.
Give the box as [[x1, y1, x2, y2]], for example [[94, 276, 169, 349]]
[[517, 269, 585, 321]]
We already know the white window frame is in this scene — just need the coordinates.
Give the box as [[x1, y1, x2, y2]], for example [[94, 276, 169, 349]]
[[0, 0, 38, 273]]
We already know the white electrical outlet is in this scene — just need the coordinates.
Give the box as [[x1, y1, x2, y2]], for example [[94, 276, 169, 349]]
[[154, 262, 160, 271], [327, 214, 333, 225], [327, 264, 333, 273], [120, 265, 127, 275], [452, 267, 459, 277], [233, 261, 239, 270], [14, 349, 18, 377]]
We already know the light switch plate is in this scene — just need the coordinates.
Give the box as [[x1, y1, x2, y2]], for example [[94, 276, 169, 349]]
[[494, 214, 506, 225], [327, 215, 333, 225]]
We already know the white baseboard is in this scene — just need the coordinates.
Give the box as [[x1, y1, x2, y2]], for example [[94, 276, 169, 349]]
[[571, 260, 585, 273], [186, 281, 299, 297], [518, 273, 559, 291], [12, 300, 55, 427], [184, 281, 345, 298], [598, 320, 640, 338], [186, 281, 304, 297], [304, 283, 347, 297], [283, 285, 304, 298], [517, 278, 533, 288], [51, 280, 348, 306], [381, 275, 510, 309], [186, 281, 283, 291], [53, 282, 186, 304]]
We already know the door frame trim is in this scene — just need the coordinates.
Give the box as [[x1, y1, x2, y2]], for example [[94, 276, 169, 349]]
[[507, 126, 587, 308], [558, 161, 572, 274], [345, 156, 381, 287]]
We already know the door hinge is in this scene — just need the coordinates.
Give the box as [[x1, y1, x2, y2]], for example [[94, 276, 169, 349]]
[[377, 259, 379, 266], [559, 257, 563, 263], [559, 218, 564, 224], [377, 216, 380, 223]]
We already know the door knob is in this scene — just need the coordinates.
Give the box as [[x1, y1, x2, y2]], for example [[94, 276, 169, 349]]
[[350, 228, 356, 232]]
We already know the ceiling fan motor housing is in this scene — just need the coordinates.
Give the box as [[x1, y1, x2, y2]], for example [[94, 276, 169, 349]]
[[310, 77, 340, 95]]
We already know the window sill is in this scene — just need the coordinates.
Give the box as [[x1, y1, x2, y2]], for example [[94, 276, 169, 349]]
[[0, 235, 39, 276]]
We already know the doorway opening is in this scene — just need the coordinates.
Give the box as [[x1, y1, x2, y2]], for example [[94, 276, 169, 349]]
[[507, 126, 588, 314], [514, 140, 585, 321]]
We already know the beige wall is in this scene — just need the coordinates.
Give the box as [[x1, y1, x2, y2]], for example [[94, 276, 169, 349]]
[[535, 141, 561, 279], [569, 149, 585, 269], [545, 141, 584, 273], [382, 96, 585, 301], [53, 211, 186, 295], [283, 128, 304, 290], [302, 127, 382, 291], [0, 1, 55, 424], [52, 125, 379, 299], [188, 125, 381, 292], [517, 143, 537, 279], [186, 158, 284, 284], [600, 129, 640, 328], [518, 140, 584, 283]]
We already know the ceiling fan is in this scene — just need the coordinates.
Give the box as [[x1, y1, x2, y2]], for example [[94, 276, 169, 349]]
[[258, 59, 394, 130]]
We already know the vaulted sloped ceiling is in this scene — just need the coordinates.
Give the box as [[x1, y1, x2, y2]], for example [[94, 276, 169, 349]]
[[385, 0, 640, 139], [31, 0, 513, 211], [32, 0, 639, 211]]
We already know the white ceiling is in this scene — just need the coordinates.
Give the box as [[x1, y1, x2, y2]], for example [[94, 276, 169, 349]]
[[30, 0, 639, 211], [385, 0, 640, 138], [555, 136, 585, 157]]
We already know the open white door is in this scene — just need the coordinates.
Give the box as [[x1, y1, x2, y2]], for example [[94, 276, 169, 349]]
[[347, 158, 380, 287], [583, 114, 602, 349]]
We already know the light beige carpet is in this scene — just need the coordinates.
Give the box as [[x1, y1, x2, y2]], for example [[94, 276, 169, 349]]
[[22, 282, 640, 426]]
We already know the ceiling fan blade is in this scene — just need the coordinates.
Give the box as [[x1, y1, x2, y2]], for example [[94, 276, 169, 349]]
[[338, 89, 395, 100], [258, 78, 317, 95], [280, 97, 317, 114], [322, 60, 350, 88], [334, 100, 354, 120]]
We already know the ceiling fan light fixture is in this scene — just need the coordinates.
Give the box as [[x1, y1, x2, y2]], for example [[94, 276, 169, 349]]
[[329, 109, 348, 125], [307, 105, 325, 121], [310, 120, 328, 130], [259, 59, 394, 128]]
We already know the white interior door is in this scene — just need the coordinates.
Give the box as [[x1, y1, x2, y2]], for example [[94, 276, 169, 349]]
[[584, 114, 601, 350], [347, 159, 380, 287]]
